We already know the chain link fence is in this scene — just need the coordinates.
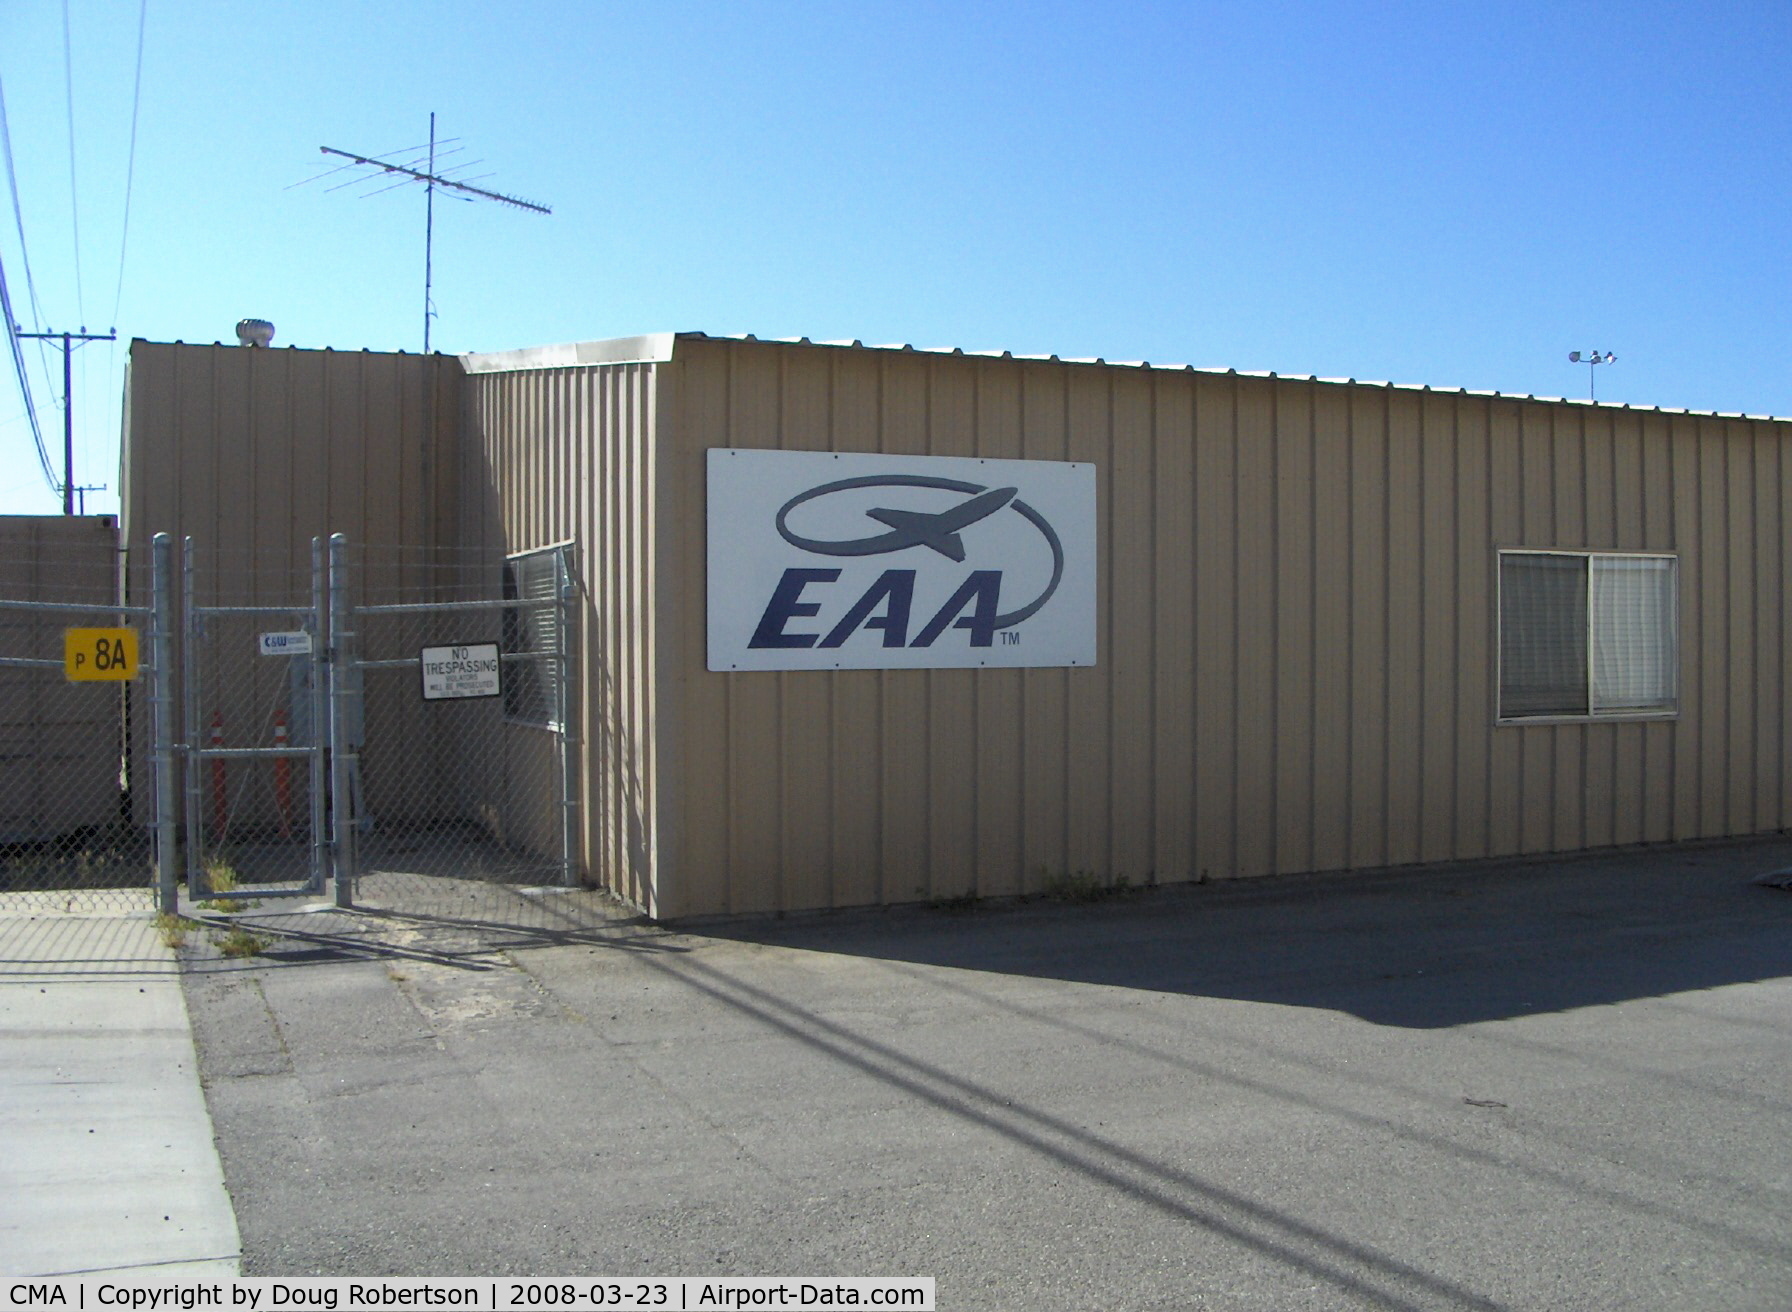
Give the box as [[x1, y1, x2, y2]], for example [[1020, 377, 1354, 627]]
[[0, 520, 168, 915], [0, 529, 583, 958], [332, 538, 575, 925]]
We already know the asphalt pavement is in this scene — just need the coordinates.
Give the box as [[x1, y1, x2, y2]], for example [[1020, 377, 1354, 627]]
[[64, 840, 1792, 1308]]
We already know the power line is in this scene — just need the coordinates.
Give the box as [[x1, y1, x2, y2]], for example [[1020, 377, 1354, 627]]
[[61, 0, 87, 323], [2, 12, 143, 515], [0, 74, 47, 330], [109, 0, 148, 327], [0, 254, 57, 495], [0, 77, 62, 437]]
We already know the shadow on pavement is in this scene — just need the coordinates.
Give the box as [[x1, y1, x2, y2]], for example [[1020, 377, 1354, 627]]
[[695, 837, 1792, 1029], [175, 877, 683, 975], [176, 836, 1792, 1297], [165, 836, 1792, 1027]]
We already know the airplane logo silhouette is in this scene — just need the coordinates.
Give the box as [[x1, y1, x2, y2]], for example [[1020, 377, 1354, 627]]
[[859, 486, 1016, 560], [771, 473, 1067, 630]]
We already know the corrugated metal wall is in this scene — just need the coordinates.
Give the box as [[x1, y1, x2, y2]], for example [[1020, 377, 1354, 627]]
[[652, 337, 1792, 917], [121, 340, 464, 831], [460, 357, 663, 913], [123, 341, 461, 572], [210, 332, 1791, 919]]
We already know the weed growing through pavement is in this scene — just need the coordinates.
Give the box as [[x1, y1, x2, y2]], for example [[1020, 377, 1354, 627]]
[[154, 911, 202, 949], [198, 853, 261, 910], [211, 926, 271, 958]]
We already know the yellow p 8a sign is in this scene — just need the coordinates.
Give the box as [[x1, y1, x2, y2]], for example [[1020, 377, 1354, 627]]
[[64, 627, 140, 681]]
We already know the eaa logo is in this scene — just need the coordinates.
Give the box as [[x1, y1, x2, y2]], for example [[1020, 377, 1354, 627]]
[[747, 474, 1065, 651]]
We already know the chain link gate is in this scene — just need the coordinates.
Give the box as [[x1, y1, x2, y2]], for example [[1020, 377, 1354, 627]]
[[182, 537, 329, 903], [327, 535, 575, 917], [0, 528, 577, 948]]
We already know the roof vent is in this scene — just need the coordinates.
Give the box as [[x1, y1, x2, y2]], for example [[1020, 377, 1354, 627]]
[[235, 318, 275, 348]]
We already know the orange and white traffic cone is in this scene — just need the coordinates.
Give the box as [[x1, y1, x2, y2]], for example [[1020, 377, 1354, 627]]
[[273, 708, 292, 841], [209, 710, 227, 839]]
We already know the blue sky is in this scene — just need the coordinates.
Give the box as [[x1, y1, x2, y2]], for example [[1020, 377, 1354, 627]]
[[1, 0, 1788, 517]]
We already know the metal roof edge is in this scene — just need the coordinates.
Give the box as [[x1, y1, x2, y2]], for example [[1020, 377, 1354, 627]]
[[459, 332, 678, 374], [483, 333, 1790, 423]]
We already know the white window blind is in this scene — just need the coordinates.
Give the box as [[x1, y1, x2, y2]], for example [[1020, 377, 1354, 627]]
[[1499, 551, 1677, 721], [1591, 556, 1676, 713]]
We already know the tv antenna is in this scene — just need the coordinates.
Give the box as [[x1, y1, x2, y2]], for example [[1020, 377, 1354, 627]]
[[1568, 350, 1616, 402], [302, 114, 550, 353]]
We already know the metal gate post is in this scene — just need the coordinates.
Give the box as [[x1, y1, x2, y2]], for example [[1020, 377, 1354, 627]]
[[556, 549, 575, 887], [309, 537, 329, 892], [328, 534, 358, 908], [151, 533, 179, 915], [180, 537, 204, 898]]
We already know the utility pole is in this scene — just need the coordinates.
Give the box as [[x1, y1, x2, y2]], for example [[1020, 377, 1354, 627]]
[[311, 116, 550, 353], [16, 327, 116, 514]]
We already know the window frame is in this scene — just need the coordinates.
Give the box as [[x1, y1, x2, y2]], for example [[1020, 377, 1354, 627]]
[[1495, 548, 1679, 725], [501, 545, 570, 733]]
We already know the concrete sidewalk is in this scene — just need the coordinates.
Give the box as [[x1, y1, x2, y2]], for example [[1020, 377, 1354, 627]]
[[0, 904, 239, 1278]]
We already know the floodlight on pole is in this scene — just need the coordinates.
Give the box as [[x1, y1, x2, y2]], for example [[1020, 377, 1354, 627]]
[[1568, 350, 1617, 401]]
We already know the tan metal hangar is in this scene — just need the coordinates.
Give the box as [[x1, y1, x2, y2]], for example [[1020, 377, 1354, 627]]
[[122, 331, 1792, 919]]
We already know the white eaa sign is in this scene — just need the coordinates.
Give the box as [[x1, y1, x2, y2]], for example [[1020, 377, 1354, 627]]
[[707, 448, 1097, 671], [419, 643, 502, 700]]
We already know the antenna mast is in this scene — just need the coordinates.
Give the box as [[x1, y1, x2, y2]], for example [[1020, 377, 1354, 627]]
[[312, 115, 550, 353]]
